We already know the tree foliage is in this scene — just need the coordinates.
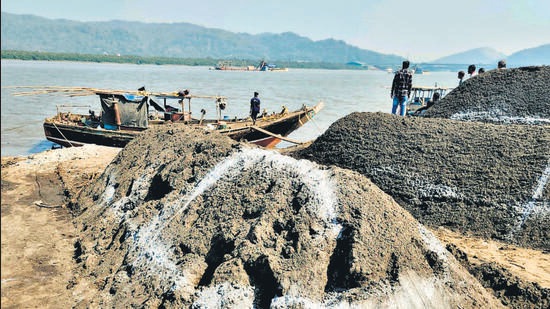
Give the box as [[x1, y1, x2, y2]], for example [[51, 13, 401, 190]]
[[1, 12, 403, 66], [1, 50, 369, 70]]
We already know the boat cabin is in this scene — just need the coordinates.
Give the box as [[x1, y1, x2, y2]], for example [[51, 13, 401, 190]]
[[407, 86, 449, 108], [94, 90, 228, 131]]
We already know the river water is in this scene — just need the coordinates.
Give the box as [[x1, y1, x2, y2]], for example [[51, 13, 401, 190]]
[[1, 60, 459, 156]]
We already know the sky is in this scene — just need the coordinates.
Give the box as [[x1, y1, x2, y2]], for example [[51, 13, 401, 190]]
[[2, 0, 549, 62]]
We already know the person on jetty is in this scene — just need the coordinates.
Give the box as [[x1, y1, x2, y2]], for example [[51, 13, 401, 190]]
[[250, 91, 261, 125], [498, 59, 507, 69], [458, 70, 466, 85], [390, 60, 413, 116]]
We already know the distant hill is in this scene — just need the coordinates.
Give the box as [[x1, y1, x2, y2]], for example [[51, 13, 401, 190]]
[[507, 44, 550, 66], [0, 12, 403, 65], [430, 45, 549, 67], [431, 47, 506, 65]]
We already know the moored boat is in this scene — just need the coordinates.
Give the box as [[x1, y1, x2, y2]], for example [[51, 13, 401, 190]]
[[28, 87, 322, 148], [214, 60, 288, 72], [214, 60, 257, 71]]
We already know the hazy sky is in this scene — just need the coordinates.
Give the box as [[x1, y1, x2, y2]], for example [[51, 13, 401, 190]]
[[2, 0, 549, 61]]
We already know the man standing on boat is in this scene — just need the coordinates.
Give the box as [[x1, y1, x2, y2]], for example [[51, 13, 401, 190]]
[[250, 91, 261, 125], [390, 60, 413, 116]]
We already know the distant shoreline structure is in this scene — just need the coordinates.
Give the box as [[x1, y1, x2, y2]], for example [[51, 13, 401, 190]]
[[1, 50, 508, 72]]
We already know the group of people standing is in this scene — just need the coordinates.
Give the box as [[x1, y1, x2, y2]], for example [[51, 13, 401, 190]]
[[390, 59, 508, 116], [457, 64, 482, 85], [458, 59, 506, 85], [254, 59, 508, 121]]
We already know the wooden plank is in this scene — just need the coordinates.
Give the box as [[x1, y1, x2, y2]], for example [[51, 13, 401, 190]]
[[249, 126, 304, 145]]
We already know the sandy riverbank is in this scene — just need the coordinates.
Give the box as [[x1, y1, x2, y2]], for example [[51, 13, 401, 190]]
[[1, 143, 548, 307], [1, 145, 120, 307]]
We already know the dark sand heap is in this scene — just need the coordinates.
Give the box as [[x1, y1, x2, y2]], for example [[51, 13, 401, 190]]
[[292, 112, 549, 251], [73, 126, 501, 308], [424, 66, 550, 124], [289, 66, 550, 308]]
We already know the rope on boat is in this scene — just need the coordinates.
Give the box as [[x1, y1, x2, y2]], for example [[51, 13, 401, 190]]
[[303, 109, 324, 135], [51, 121, 76, 147], [249, 126, 304, 145]]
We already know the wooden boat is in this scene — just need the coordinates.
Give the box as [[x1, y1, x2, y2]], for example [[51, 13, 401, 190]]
[[36, 87, 322, 148], [214, 60, 288, 72], [214, 60, 257, 71]]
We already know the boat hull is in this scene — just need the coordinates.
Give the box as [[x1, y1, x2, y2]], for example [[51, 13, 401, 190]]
[[222, 109, 316, 146], [44, 122, 140, 148], [43, 103, 323, 149]]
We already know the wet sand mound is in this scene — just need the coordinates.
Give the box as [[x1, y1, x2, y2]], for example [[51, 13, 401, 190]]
[[424, 66, 550, 124], [73, 125, 500, 308], [292, 112, 550, 250]]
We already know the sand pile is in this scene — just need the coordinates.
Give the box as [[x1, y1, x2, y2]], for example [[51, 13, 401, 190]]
[[292, 112, 549, 251], [71, 125, 501, 308], [289, 66, 550, 307], [424, 66, 550, 124]]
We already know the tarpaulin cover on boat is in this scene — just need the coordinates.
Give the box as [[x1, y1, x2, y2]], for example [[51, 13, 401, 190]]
[[99, 94, 149, 129]]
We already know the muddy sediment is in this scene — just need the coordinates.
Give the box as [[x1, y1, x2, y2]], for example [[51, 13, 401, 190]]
[[292, 112, 550, 250], [71, 125, 501, 308], [288, 66, 550, 307], [0, 146, 121, 308], [293, 66, 550, 251], [446, 244, 549, 308]]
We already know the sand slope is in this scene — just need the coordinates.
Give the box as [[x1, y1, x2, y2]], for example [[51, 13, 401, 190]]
[[68, 126, 502, 308]]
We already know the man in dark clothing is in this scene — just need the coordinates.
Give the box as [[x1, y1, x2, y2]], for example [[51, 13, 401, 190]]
[[457, 70, 466, 85], [391, 60, 413, 116], [467, 64, 477, 77], [250, 91, 261, 125]]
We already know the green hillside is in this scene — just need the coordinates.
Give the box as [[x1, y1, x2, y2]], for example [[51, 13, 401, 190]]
[[1, 12, 404, 65]]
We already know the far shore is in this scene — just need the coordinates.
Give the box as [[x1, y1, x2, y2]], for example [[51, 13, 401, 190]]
[[0, 50, 493, 72]]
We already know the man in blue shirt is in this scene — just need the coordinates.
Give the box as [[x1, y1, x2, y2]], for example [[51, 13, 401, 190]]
[[250, 91, 261, 125]]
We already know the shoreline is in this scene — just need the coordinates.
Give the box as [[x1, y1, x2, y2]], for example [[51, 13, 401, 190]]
[[1, 145, 120, 307]]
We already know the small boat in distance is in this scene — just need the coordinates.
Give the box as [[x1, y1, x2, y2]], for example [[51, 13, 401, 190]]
[[11, 86, 321, 149], [213, 60, 288, 72], [213, 60, 257, 71]]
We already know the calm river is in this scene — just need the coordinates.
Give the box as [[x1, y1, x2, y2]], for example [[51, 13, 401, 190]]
[[1, 60, 459, 156]]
